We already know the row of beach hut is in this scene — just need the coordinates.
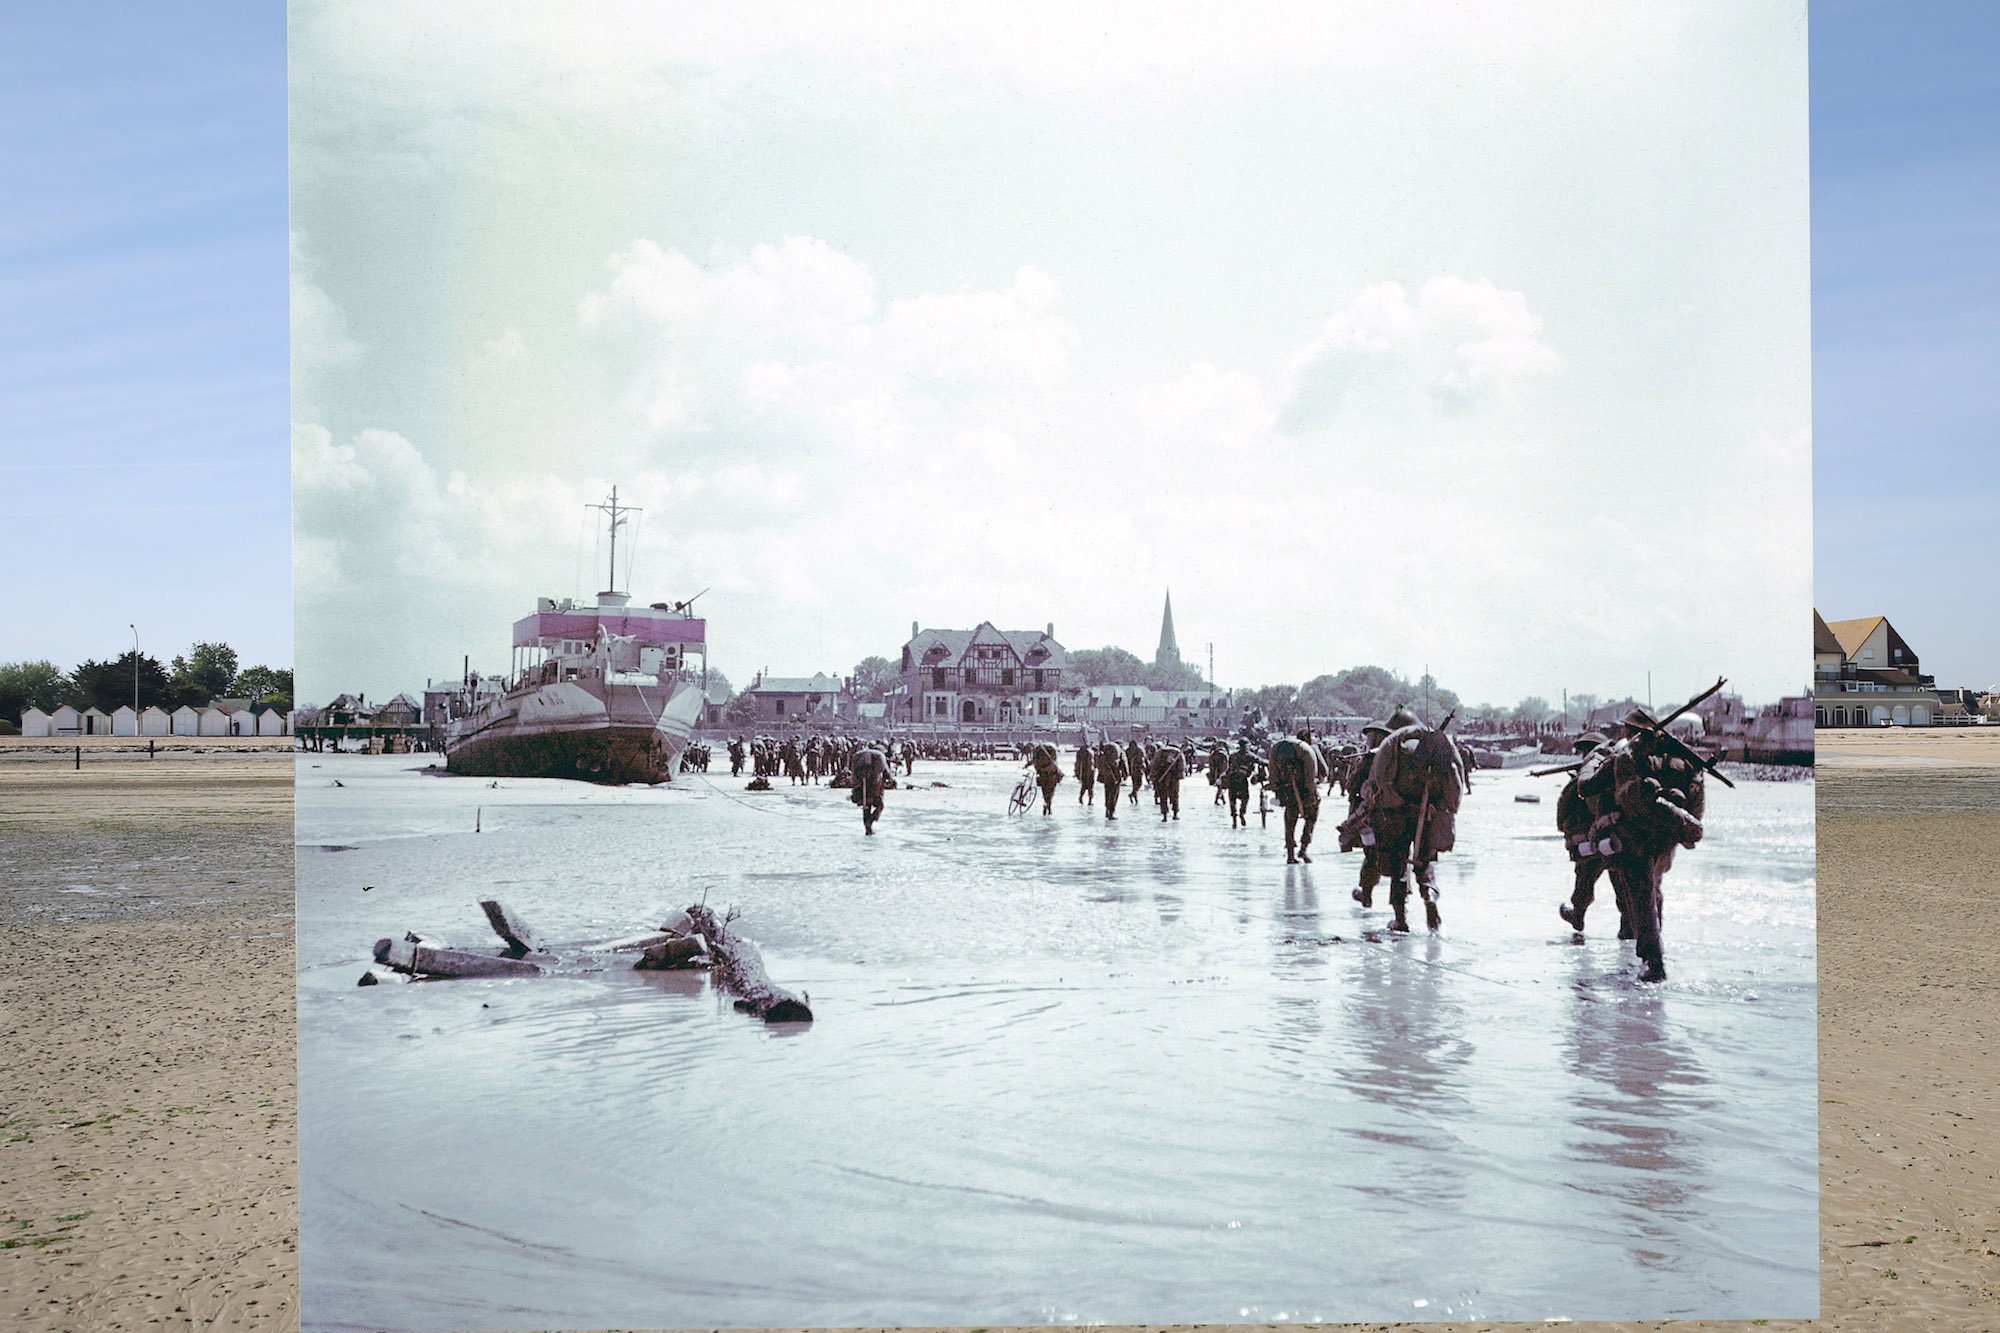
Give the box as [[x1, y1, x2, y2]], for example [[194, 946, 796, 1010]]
[[18, 702, 291, 738]]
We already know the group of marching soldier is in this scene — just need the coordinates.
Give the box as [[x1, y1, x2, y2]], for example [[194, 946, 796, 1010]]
[[727, 733, 918, 785], [1022, 685, 1718, 982], [721, 680, 1721, 980]]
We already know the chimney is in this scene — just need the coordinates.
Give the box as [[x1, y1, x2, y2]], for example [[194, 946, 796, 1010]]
[[911, 620, 919, 642], [1046, 622, 1054, 639]]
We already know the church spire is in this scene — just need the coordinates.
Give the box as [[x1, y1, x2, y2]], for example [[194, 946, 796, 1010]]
[[1155, 590, 1181, 671]]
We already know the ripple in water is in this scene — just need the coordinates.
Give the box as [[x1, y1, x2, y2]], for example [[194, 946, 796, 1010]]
[[299, 755, 1816, 1328]]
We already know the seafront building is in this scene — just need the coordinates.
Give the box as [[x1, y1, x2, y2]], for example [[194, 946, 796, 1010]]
[[1813, 610, 1945, 726], [893, 621, 1068, 726], [737, 672, 855, 722], [1071, 683, 1238, 730], [18, 699, 289, 737]]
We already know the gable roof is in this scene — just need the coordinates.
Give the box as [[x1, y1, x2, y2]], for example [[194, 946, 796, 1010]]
[[1812, 610, 1841, 655], [746, 672, 844, 695], [1825, 616, 1886, 661], [905, 624, 1068, 671]]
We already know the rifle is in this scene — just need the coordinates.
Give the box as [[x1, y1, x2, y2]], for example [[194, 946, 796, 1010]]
[[1662, 676, 1727, 727], [1624, 677, 1736, 789]]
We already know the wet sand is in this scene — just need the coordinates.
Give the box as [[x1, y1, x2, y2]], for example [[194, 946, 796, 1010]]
[[0, 742, 297, 1331], [3, 738, 1997, 1330]]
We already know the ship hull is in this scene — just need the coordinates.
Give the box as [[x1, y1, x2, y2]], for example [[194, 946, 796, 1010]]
[[445, 678, 703, 785]]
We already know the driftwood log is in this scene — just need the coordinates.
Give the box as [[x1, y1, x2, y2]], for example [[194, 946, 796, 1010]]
[[368, 903, 711, 981], [634, 935, 710, 969], [684, 903, 812, 1023], [362, 903, 812, 1032], [373, 932, 544, 979]]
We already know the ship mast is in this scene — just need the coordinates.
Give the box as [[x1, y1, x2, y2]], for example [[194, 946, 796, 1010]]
[[588, 486, 643, 595]]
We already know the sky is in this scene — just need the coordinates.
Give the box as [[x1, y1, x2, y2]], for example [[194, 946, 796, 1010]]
[[0, 4, 289, 675], [5, 4, 1988, 706], [1810, 0, 2000, 690], [290, 0, 1810, 710]]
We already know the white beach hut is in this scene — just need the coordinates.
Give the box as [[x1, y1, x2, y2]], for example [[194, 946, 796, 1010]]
[[81, 707, 113, 736], [19, 707, 53, 737], [111, 705, 139, 736], [48, 705, 83, 735], [170, 704, 201, 736], [140, 706, 171, 736], [256, 707, 290, 736], [198, 706, 233, 736]]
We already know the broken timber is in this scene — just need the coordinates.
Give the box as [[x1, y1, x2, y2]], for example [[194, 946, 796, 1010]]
[[373, 932, 545, 979], [479, 899, 544, 958], [363, 900, 809, 1024], [685, 903, 813, 1024], [366, 899, 824, 1017]]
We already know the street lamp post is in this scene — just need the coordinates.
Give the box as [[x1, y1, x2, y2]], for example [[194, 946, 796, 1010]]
[[130, 624, 140, 729]]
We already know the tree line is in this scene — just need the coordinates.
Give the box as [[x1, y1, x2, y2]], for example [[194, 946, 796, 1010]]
[[833, 644, 1634, 734], [0, 643, 292, 727]]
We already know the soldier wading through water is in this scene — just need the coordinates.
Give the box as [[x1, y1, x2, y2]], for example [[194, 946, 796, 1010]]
[[1341, 720, 1393, 901], [1074, 741, 1096, 806], [1556, 728, 1632, 939], [1561, 706, 1713, 982], [1095, 740, 1127, 821], [1150, 742, 1185, 822], [1345, 707, 1464, 933], [1268, 729, 1321, 864], [1027, 742, 1065, 815], [849, 745, 889, 835], [1225, 737, 1259, 828]]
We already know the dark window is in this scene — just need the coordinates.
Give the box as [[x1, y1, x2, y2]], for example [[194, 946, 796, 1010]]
[[773, 699, 786, 716], [1001, 668, 1014, 686], [933, 668, 946, 688]]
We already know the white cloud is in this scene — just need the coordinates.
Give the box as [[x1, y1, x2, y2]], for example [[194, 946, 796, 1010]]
[[290, 0, 1809, 706], [1278, 276, 1560, 429], [290, 233, 360, 413], [471, 326, 527, 373], [297, 247, 1585, 697], [576, 240, 1083, 481]]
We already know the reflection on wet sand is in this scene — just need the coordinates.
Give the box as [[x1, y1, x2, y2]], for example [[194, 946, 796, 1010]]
[[1562, 948, 1715, 1271], [297, 755, 1814, 1327], [1336, 935, 1476, 1212]]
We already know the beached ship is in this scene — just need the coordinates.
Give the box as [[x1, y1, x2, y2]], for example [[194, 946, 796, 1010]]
[[443, 489, 708, 785]]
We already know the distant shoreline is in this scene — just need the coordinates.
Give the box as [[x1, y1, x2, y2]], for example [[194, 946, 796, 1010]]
[[0, 735, 292, 762], [1815, 726, 2000, 765]]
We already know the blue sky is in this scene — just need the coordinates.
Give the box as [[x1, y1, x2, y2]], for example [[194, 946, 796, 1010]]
[[0, 4, 1990, 693], [1812, 0, 2000, 687], [0, 5, 287, 675]]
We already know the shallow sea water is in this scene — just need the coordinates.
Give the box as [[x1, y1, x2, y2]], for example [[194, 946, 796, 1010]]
[[296, 754, 1816, 1330]]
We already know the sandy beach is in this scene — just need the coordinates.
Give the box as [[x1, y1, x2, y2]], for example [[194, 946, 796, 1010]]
[[0, 741, 297, 1331], [2, 738, 1995, 1331]]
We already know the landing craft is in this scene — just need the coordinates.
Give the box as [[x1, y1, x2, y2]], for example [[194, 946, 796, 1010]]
[[442, 488, 709, 784]]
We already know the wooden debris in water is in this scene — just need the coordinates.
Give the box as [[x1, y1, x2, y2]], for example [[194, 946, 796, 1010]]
[[685, 903, 812, 1024]]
